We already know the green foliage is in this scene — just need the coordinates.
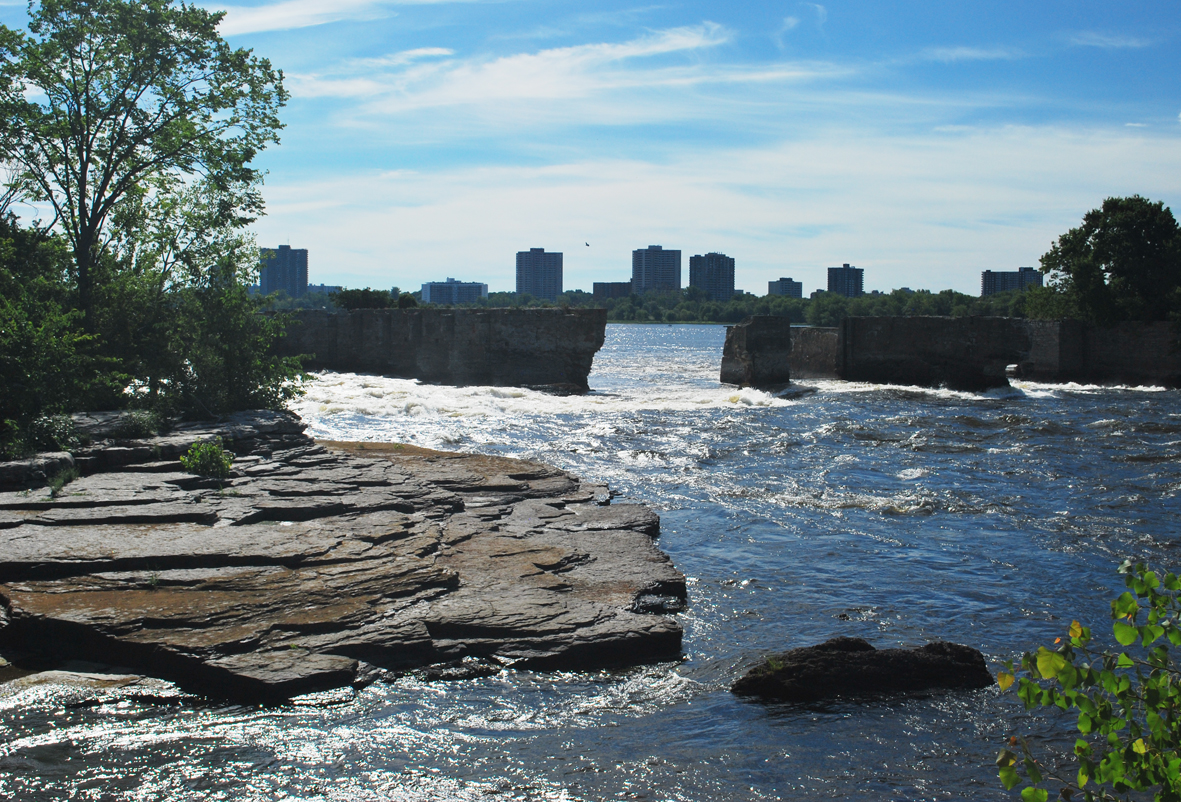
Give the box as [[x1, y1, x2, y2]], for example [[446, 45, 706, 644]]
[[998, 561, 1181, 802], [334, 288, 393, 310], [180, 440, 233, 479], [0, 215, 118, 431], [108, 410, 163, 440], [25, 415, 79, 453], [397, 292, 418, 309], [0, 0, 287, 327], [48, 466, 79, 497], [1040, 196, 1181, 323]]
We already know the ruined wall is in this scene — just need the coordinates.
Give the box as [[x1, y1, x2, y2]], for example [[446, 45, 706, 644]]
[[838, 316, 1033, 391], [789, 327, 840, 379], [275, 308, 608, 392], [721, 315, 1180, 391]]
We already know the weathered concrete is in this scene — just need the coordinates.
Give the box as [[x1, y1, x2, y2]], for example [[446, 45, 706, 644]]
[[0, 412, 685, 702], [838, 316, 1029, 391], [731, 636, 993, 702], [275, 308, 607, 392], [720, 319, 840, 388], [788, 326, 840, 379], [720, 315, 1181, 391], [720, 317, 793, 387]]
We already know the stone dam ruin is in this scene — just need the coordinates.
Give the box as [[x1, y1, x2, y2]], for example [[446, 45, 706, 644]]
[[721, 316, 1181, 391]]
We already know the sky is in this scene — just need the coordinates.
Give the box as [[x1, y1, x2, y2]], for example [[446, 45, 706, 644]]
[[3, 1, 1180, 296]]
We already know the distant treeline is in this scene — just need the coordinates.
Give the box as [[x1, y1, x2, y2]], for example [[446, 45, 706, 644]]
[[267, 284, 1041, 326]]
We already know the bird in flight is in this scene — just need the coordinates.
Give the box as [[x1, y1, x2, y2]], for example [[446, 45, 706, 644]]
[[585, 242, 590, 246]]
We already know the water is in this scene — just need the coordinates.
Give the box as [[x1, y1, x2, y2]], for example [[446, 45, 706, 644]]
[[4, 323, 1180, 801]]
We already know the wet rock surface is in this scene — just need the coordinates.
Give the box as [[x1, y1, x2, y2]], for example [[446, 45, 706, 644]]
[[0, 412, 684, 702], [731, 636, 993, 702]]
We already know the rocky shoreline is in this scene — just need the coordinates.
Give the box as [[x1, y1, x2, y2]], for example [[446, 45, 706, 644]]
[[0, 411, 685, 702]]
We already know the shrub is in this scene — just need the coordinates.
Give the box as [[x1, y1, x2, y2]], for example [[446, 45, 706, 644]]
[[179, 440, 234, 479], [23, 415, 79, 453], [997, 560, 1181, 802], [109, 410, 163, 440], [48, 466, 79, 497]]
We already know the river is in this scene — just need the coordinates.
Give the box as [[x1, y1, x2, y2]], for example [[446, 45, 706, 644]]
[[3, 323, 1179, 801]]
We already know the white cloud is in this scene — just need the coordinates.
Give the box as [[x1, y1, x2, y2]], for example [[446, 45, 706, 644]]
[[921, 46, 1023, 62], [287, 23, 845, 118], [1068, 31, 1152, 49], [210, 0, 480, 35], [253, 127, 1181, 296]]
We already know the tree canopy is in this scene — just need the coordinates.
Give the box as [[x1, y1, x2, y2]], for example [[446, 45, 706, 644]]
[[1040, 196, 1181, 323], [0, 0, 287, 325]]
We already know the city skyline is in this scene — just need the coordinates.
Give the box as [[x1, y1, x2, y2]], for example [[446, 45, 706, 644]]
[[19, 2, 1174, 296]]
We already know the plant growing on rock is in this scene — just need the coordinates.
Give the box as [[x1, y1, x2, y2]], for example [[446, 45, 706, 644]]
[[180, 440, 233, 480], [997, 560, 1181, 802]]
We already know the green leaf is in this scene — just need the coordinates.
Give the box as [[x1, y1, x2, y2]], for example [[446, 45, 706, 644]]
[[1078, 711, 1093, 733], [1114, 621, 1139, 646], [1113, 591, 1139, 617], [1020, 788, 1049, 802], [1117, 652, 1134, 668], [999, 765, 1020, 791], [1164, 573, 1180, 591], [1025, 758, 1043, 784], [1036, 647, 1066, 679]]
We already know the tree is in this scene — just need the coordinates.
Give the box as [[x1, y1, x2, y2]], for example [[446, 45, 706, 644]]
[[998, 561, 1181, 802], [0, 0, 287, 328], [1040, 197, 1181, 323]]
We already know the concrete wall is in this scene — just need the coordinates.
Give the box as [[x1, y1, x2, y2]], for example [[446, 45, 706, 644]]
[[720, 315, 1181, 390], [789, 327, 840, 379], [275, 308, 607, 392], [838, 316, 1032, 391]]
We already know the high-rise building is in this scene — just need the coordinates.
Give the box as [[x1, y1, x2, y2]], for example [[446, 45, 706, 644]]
[[593, 281, 632, 301], [768, 277, 803, 298], [632, 245, 681, 294], [420, 278, 488, 305], [516, 248, 563, 301], [981, 267, 1042, 297], [827, 263, 864, 298], [689, 252, 735, 302], [260, 245, 308, 298]]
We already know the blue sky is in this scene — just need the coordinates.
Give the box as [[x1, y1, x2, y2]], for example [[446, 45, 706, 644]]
[[4, 1, 1180, 295]]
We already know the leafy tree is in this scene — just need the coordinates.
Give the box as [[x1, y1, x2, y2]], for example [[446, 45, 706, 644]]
[[334, 288, 393, 310], [0, 213, 116, 438], [1040, 197, 1181, 323], [0, 0, 287, 328], [997, 561, 1181, 802]]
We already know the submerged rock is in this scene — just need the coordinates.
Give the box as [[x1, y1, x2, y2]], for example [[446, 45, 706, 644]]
[[731, 636, 993, 702], [0, 412, 685, 703]]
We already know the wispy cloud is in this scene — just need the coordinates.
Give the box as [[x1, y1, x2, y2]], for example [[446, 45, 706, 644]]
[[287, 23, 839, 114], [773, 16, 800, 50], [209, 0, 483, 36], [920, 46, 1024, 62], [1068, 31, 1152, 49]]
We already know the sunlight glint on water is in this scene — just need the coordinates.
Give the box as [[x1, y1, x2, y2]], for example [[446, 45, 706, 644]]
[[3, 323, 1179, 801]]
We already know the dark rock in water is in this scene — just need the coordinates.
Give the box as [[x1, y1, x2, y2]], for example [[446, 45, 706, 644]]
[[731, 636, 993, 702], [0, 413, 685, 703]]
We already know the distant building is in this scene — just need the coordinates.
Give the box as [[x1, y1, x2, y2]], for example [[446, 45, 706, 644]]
[[306, 283, 341, 295], [689, 252, 735, 302], [260, 245, 308, 298], [516, 248, 563, 301], [632, 245, 681, 294], [827, 263, 864, 298], [981, 267, 1042, 297], [593, 281, 632, 301], [421, 278, 488, 305], [767, 277, 803, 298]]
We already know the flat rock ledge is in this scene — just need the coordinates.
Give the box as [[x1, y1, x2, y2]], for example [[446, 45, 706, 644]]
[[731, 636, 994, 702], [0, 411, 685, 702]]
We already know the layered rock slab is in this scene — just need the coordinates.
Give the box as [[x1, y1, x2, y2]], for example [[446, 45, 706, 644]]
[[0, 413, 684, 701]]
